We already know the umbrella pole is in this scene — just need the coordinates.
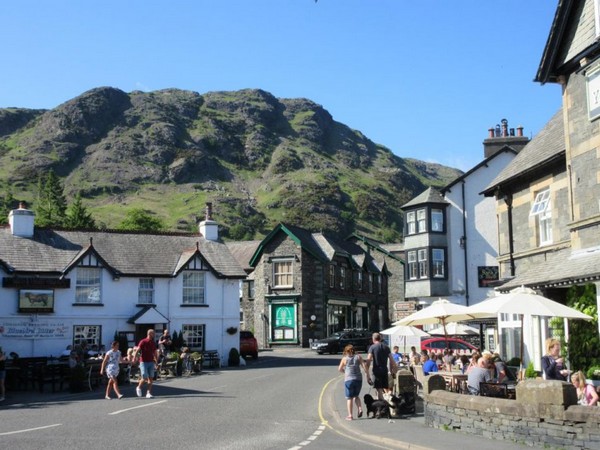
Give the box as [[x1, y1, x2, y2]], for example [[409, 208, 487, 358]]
[[519, 315, 524, 376], [443, 318, 449, 352]]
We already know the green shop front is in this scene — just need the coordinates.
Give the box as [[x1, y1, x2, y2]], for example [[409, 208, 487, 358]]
[[267, 296, 298, 345]]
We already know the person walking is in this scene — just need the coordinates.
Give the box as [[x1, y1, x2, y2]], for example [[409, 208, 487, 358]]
[[366, 333, 397, 400], [338, 344, 370, 421], [134, 329, 159, 398], [100, 340, 124, 400]]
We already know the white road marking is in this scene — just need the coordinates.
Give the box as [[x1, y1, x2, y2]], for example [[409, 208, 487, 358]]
[[0, 423, 62, 436], [108, 400, 167, 415]]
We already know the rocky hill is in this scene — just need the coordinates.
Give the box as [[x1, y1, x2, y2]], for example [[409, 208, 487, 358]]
[[0, 87, 462, 241]]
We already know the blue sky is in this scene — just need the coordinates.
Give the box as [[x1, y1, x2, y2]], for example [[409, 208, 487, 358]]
[[1, 0, 561, 171]]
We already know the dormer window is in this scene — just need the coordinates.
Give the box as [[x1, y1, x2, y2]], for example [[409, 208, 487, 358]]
[[76, 267, 102, 304]]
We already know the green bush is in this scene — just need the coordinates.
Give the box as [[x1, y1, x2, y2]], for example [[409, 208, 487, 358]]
[[586, 366, 600, 380], [228, 347, 240, 367]]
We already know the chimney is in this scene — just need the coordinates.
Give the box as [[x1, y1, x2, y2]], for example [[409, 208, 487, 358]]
[[198, 202, 218, 241], [9, 201, 35, 237], [482, 118, 529, 158]]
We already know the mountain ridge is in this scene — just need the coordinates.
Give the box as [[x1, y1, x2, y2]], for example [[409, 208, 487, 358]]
[[0, 87, 462, 241]]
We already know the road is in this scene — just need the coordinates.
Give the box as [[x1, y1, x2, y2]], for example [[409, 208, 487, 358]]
[[0, 349, 386, 450]]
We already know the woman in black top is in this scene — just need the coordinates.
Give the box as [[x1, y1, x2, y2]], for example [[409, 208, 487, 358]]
[[541, 338, 569, 381]]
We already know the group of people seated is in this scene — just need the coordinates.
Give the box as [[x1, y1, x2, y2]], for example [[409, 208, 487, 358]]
[[542, 338, 598, 406]]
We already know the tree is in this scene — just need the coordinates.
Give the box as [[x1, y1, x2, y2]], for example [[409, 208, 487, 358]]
[[64, 193, 97, 229], [117, 208, 165, 232], [36, 170, 67, 227], [0, 188, 15, 225]]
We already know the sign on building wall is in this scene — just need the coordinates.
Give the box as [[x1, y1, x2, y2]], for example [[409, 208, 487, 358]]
[[477, 266, 499, 287], [272, 304, 296, 341], [0, 319, 68, 339], [18, 289, 55, 313]]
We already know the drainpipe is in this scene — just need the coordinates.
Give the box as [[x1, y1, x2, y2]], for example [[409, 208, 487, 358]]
[[461, 182, 470, 306], [505, 193, 516, 277]]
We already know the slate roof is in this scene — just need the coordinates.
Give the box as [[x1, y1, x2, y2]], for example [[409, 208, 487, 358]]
[[481, 109, 565, 196], [0, 227, 247, 279], [498, 247, 600, 291], [225, 240, 261, 272], [401, 187, 448, 209], [248, 223, 382, 273]]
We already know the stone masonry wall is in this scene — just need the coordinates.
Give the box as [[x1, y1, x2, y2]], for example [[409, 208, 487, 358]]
[[424, 379, 600, 449]]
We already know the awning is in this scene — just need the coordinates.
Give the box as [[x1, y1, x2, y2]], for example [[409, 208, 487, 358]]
[[128, 306, 169, 325]]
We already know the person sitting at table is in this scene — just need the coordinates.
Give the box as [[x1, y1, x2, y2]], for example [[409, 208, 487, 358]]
[[443, 350, 455, 371], [422, 354, 438, 375], [466, 351, 481, 374], [408, 346, 420, 366], [492, 352, 510, 383], [458, 355, 470, 374], [61, 345, 73, 357], [467, 357, 493, 395], [435, 353, 444, 370], [572, 371, 599, 406], [391, 346, 402, 364]]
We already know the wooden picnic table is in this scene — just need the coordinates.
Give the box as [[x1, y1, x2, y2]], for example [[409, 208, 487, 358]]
[[437, 370, 468, 393]]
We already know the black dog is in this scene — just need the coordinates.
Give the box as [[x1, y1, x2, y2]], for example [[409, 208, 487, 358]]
[[363, 393, 390, 419]]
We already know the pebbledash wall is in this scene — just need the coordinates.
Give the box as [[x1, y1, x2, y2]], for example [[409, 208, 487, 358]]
[[423, 378, 600, 449]]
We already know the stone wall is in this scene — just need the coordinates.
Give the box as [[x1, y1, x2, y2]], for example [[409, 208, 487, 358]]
[[424, 378, 600, 449]]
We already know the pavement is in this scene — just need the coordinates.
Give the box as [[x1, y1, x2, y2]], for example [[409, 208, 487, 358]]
[[325, 376, 527, 450]]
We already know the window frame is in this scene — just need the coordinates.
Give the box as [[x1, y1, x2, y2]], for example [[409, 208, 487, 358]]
[[75, 267, 102, 304], [73, 324, 101, 348], [329, 264, 335, 289], [182, 323, 205, 350], [182, 271, 206, 305], [418, 249, 428, 278], [339, 267, 346, 290], [432, 248, 445, 278], [407, 251, 418, 280], [356, 270, 363, 291], [138, 277, 155, 304], [417, 208, 427, 233], [538, 207, 553, 246], [431, 208, 444, 232], [273, 259, 294, 289], [406, 211, 416, 235]]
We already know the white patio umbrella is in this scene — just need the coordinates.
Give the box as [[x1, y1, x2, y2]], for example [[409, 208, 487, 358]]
[[393, 298, 477, 350], [379, 325, 430, 353], [428, 322, 479, 336], [466, 286, 592, 370]]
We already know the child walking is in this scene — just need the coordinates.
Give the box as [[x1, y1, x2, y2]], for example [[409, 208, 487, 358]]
[[100, 341, 124, 400]]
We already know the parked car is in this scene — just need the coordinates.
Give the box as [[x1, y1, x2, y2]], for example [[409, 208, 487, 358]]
[[421, 337, 477, 353], [311, 329, 372, 354], [240, 330, 258, 359]]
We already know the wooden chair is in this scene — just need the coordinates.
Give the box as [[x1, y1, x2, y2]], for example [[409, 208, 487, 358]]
[[38, 364, 66, 393], [86, 363, 103, 391]]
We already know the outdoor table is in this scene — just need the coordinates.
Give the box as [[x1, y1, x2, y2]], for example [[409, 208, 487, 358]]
[[437, 370, 468, 393]]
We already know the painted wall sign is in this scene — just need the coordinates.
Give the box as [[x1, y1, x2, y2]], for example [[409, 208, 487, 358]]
[[0, 319, 68, 339]]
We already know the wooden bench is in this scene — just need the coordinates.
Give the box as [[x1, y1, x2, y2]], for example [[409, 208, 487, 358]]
[[202, 350, 220, 368]]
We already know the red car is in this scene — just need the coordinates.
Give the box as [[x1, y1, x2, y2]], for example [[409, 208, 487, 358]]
[[421, 337, 477, 354], [240, 330, 259, 359]]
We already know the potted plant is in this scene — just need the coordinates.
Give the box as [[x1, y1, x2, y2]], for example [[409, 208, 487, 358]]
[[228, 347, 240, 367], [525, 361, 538, 379]]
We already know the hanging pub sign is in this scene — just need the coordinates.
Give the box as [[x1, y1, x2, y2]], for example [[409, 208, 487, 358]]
[[18, 289, 55, 313], [477, 266, 499, 287]]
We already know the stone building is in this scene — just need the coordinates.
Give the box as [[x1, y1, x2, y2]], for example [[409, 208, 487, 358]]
[[481, 0, 600, 365], [236, 223, 399, 349]]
